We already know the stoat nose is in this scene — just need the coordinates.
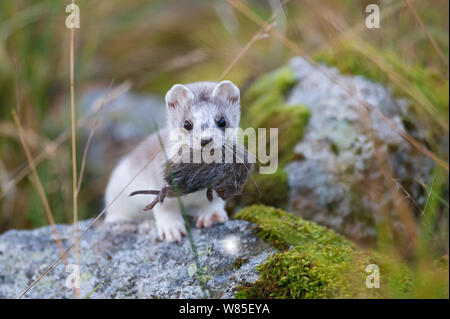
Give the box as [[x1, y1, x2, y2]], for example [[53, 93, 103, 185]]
[[201, 138, 213, 147]]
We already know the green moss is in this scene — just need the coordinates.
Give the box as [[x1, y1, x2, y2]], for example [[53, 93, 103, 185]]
[[235, 66, 310, 210], [245, 91, 284, 129], [257, 106, 309, 166], [240, 169, 289, 209], [243, 66, 297, 107], [235, 205, 355, 251], [234, 205, 417, 299], [241, 66, 309, 137]]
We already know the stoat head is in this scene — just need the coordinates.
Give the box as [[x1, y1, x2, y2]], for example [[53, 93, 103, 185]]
[[165, 81, 240, 151]]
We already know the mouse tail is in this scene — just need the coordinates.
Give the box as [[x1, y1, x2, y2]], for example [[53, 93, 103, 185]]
[[129, 190, 160, 197]]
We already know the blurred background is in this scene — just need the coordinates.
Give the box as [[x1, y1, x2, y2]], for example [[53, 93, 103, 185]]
[[0, 0, 448, 272]]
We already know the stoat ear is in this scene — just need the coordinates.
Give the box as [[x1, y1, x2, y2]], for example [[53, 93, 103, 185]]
[[212, 80, 240, 104], [165, 84, 194, 109]]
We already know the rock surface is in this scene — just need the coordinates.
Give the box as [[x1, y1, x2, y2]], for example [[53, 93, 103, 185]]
[[0, 218, 276, 299], [283, 57, 432, 244]]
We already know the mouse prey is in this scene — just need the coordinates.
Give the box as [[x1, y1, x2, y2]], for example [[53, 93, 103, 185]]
[[129, 145, 253, 211]]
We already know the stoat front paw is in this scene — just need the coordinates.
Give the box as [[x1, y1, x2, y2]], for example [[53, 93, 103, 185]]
[[195, 210, 228, 228], [156, 217, 187, 243]]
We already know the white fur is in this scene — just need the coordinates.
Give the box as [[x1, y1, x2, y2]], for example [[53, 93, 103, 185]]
[[104, 81, 240, 243]]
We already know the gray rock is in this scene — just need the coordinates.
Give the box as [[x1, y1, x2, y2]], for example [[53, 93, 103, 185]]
[[284, 57, 432, 244], [79, 85, 166, 173], [0, 218, 276, 299]]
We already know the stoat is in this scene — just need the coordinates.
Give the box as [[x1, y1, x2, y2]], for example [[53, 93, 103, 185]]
[[104, 81, 244, 242], [129, 144, 253, 211]]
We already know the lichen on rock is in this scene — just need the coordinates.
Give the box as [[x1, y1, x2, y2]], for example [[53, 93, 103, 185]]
[[234, 54, 435, 249], [283, 55, 434, 245]]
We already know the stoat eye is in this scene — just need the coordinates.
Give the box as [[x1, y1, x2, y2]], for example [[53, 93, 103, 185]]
[[183, 120, 193, 131], [217, 117, 226, 128]]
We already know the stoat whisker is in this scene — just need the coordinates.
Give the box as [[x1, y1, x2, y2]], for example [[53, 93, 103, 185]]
[[222, 142, 238, 189]]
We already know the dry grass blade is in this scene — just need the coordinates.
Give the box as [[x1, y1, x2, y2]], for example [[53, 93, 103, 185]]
[[0, 158, 16, 220], [415, 177, 449, 209], [69, 0, 80, 298], [359, 101, 418, 253], [403, 0, 449, 69], [77, 79, 115, 194], [342, 34, 448, 131], [11, 111, 68, 267], [226, 0, 449, 172], [0, 121, 48, 149], [320, 10, 420, 250], [315, 5, 448, 131], [0, 129, 69, 201], [391, 176, 423, 214], [11, 57, 68, 269], [16, 142, 160, 298], [421, 176, 435, 217], [76, 120, 99, 194], [0, 80, 130, 201], [13, 57, 22, 115], [218, 20, 275, 81], [311, 0, 408, 55]]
